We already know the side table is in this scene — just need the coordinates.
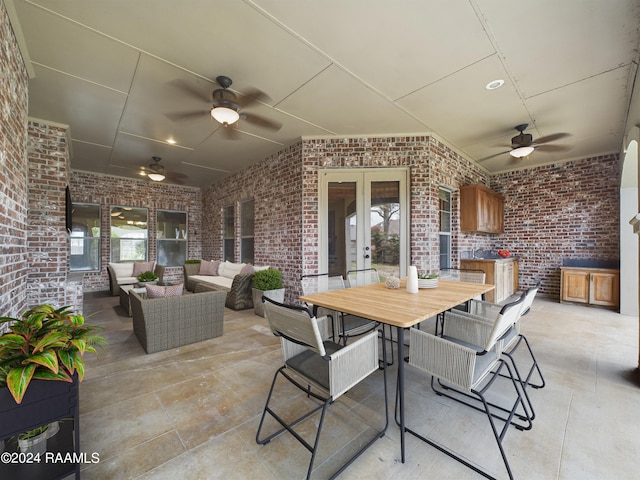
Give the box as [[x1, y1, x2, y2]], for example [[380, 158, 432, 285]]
[[119, 285, 147, 316]]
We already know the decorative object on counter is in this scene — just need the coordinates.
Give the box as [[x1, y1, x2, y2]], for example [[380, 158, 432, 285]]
[[498, 249, 511, 258], [385, 275, 400, 289], [406, 266, 419, 293], [418, 272, 439, 288]]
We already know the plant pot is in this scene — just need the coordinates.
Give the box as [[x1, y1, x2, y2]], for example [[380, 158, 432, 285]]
[[137, 280, 158, 287], [18, 427, 48, 455], [252, 288, 285, 317]]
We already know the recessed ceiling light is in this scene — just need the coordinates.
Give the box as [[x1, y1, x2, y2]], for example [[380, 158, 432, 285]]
[[485, 79, 504, 90], [166, 138, 176, 144]]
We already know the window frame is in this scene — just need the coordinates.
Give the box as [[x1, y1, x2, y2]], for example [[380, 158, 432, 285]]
[[110, 206, 149, 263], [240, 198, 255, 264], [156, 209, 188, 267], [439, 187, 452, 269], [70, 202, 101, 272]]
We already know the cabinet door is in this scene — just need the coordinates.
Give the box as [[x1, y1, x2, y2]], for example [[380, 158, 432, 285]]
[[561, 270, 589, 303], [503, 261, 514, 299], [590, 272, 620, 307]]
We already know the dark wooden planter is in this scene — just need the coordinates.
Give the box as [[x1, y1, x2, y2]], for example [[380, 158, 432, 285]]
[[0, 375, 80, 480]]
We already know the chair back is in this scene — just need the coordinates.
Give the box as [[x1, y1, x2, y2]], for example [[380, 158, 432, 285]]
[[262, 296, 326, 357], [346, 268, 380, 287], [300, 273, 345, 295], [441, 268, 486, 284], [520, 285, 539, 317], [484, 295, 526, 352]]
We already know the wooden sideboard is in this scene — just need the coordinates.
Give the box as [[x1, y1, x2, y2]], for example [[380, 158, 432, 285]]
[[560, 267, 619, 309], [460, 257, 518, 303]]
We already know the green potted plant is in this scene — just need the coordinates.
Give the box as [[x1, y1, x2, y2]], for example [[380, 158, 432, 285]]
[[0, 304, 107, 404], [252, 269, 285, 317], [136, 270, 159, 285], [0, 304, 106, 456]]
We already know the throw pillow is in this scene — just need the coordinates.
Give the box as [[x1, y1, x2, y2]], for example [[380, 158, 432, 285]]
[[199, 259, 219, 276], [145, 283, 183, 298], [240, 263, 254, 274], [133, 261, 154, 276]]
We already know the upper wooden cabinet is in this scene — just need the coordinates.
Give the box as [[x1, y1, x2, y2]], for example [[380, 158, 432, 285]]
[[460, 184, 504, 234]]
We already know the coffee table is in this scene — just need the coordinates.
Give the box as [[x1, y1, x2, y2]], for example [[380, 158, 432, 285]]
[[119, 285, 147, 316]]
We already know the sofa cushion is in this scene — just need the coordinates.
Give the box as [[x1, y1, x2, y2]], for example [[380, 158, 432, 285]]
[[240, 263, 254, 274], [133, 261, 155, 276], [110, 262, 134, 278], [254, 265, 270, 272], [145, 283, 184, 298], [199, 259, 219, 276], [220, 261, 245, 279], [190, 275, 233, 290]]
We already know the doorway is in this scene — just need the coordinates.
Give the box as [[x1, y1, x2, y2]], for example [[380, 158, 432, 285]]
[[319, 168, 409, 280]]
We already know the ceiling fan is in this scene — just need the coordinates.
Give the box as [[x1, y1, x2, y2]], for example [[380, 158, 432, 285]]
[[480, 124, 571, 162], [167, 75, 282, 138]]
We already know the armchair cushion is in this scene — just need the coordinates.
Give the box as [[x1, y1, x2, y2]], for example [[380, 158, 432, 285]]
[[133, 261, 155, 276], [145, 283, 184, 298], [199, 260, 219, 276]]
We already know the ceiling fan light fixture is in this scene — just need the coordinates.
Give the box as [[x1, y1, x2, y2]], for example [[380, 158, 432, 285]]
[[211, 106, 240, 125], [510, 146, 535, 158], [147, 173, 166, 182]]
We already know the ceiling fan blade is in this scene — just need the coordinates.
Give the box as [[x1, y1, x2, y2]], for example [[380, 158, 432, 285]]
[[477, 150, 511, 162], [236, 88, 271, 107], [167, 79, 211, 104], [534, 132, 571, 144], [241, 112, 282, 131], [165, 110, 210, 122], [535, 144, 572, 152]]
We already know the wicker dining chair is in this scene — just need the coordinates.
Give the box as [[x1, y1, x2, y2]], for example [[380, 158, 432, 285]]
[[256, 296, 388, 480], [405, 295, 527, 480], [300, 272, 378, 345]]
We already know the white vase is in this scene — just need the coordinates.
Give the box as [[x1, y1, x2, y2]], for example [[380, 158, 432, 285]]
[[406, 265, 419, 294]]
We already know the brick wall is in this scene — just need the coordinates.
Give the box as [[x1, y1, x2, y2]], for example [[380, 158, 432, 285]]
[[26, 121, 81, 312], [0, 2, 29, 321], [491, 154, 620, 297], [71, 171, 202, 291], [202, 142, 304, 303]]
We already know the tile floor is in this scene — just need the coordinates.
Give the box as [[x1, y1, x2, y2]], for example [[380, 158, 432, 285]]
[[74, 291, 638, 479]]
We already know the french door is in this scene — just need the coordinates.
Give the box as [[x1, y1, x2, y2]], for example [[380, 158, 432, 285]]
[[319, 168, 409, 280]]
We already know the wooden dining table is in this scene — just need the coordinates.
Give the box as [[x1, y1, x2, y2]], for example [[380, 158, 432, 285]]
[[299, 279, 495, 463]]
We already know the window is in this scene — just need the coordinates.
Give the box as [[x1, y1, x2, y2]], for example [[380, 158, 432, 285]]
[[110, 206, 148, 262], [157, 210, 187, 267], [240, 199, 254, 264], [223, 205, 235, 262], [439, 188, 452, 269], [70, 203, 101, 272]]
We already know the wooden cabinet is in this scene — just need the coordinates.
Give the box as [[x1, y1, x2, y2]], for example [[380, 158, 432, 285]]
[[560, 267, 619, 309], [460, 184, 504, 234], [460, 258, 518, 303]]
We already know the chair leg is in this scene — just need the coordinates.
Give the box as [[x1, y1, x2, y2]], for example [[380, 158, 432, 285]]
[[406, 360, 525, 480], [257, 348, 389, 479]]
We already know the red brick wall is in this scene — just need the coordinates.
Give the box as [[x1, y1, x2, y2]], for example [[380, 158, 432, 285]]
[[71, 171, 202, 291], [491, 154, 620, 296], [26, 121, 80, 310], [202, 142, 304, 302], [0, 3, 29, 320]]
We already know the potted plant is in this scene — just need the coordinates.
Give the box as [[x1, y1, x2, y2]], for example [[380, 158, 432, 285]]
[[0, 304, 107, 405], [252, 269, 285, 317], [417, 271, 439, 288], [136, 270, 159, 285]]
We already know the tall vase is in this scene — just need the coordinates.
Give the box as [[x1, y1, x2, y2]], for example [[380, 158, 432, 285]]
[[406, 265, 419, 294]]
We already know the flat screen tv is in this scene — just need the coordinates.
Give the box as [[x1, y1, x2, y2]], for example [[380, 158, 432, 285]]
[[65, 185, 72, 233]]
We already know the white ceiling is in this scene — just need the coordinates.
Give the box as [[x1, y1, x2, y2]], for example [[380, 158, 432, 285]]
[[7, 0, 640, 188]]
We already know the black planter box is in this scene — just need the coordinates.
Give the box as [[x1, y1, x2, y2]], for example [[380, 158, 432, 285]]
[[0, 376, 80, 480]]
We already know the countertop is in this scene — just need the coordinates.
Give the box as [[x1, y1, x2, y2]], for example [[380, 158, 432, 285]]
[[461, 256, 518, 262]]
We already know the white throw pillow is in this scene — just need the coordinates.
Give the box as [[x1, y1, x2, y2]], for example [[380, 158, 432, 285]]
[[221, 261, 245, 279], [110, 262, 134, 278]]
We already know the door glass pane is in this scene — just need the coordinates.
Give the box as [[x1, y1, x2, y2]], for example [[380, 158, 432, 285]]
[[224, 205, 234, 262], [371, 181, 400, 280], [327, 182, 356, 277], [240, 199, 254, 264]]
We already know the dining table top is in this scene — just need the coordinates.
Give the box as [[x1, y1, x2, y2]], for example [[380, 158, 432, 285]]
[[299, 279, 495, 329]]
